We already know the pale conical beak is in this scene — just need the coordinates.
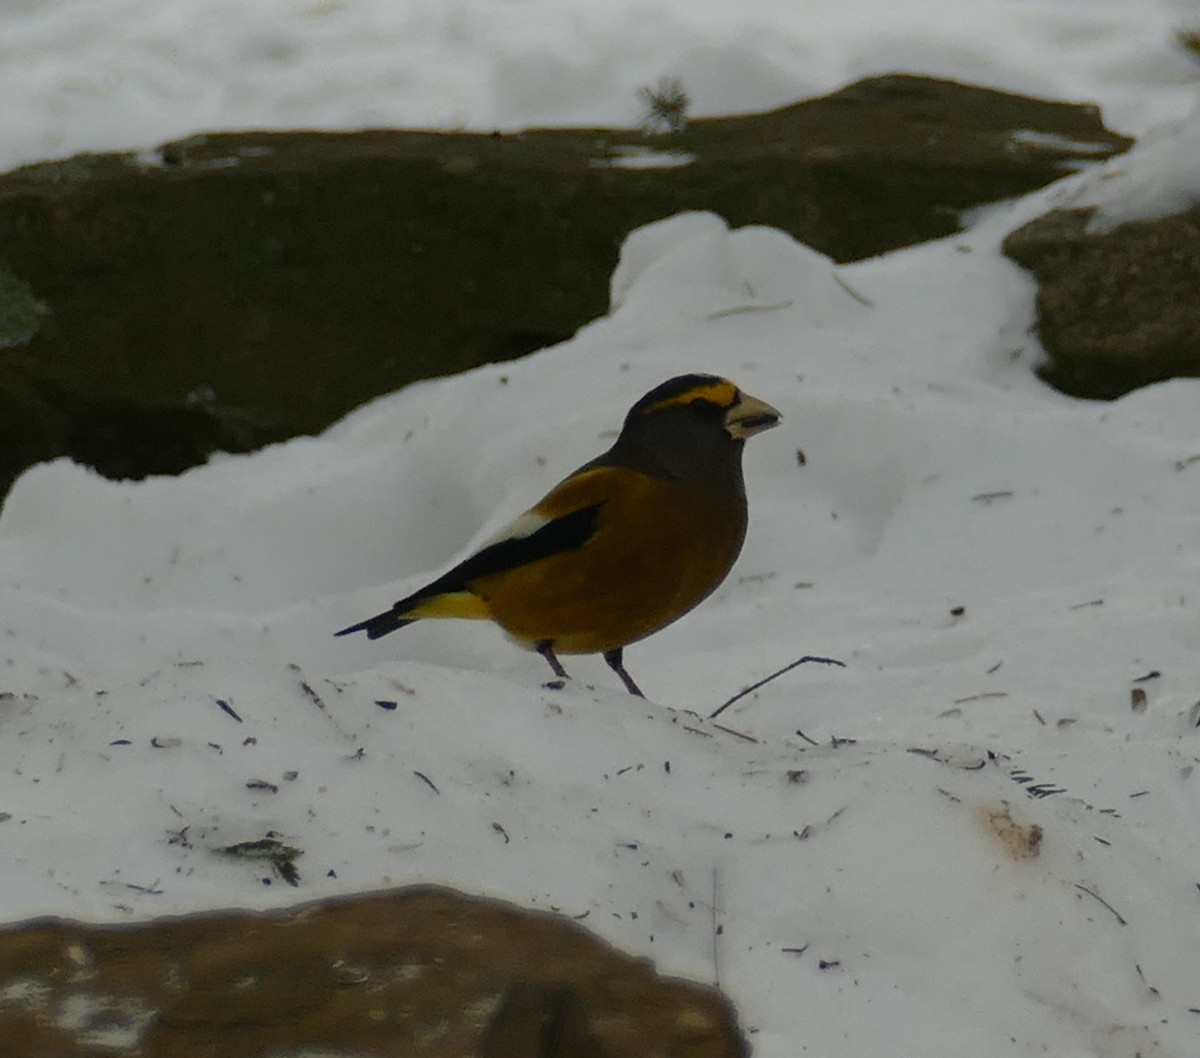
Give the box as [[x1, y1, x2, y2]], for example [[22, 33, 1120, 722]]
[[725, 392, 781, 440]]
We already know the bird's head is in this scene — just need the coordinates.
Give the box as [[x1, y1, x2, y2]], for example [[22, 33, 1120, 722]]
[[615, 374, 781, 482]]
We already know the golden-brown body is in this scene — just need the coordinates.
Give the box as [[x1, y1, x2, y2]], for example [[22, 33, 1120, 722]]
[[478, 466, 746, 654]]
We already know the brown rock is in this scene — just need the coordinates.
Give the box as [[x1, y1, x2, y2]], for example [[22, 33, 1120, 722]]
[[0, 886, 747, 1058]]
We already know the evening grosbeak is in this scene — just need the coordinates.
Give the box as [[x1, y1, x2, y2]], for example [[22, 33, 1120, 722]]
[[337, 373, 781, 696]]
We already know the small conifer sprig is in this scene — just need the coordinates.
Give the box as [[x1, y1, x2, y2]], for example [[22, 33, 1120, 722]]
[[638, 76, 691, 134]]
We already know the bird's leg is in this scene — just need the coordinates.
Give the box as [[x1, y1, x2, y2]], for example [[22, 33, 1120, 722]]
[[603, 648, 645, 698], [536, 640, 570, 680]]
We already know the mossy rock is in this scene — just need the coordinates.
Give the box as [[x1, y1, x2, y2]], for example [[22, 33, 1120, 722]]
[[0, 886, 747, 1058], [0, 74, 1130, 504], [1003, 205, 1200, 399]]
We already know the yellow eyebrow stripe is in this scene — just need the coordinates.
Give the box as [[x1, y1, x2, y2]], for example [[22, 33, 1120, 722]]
[[638, 380, 738, 416]]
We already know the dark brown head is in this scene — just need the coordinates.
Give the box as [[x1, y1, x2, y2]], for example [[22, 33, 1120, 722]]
[[606, 374, 781, 485]]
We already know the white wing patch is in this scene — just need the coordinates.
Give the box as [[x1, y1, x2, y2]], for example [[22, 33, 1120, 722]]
[[477, 510, 550, 549]]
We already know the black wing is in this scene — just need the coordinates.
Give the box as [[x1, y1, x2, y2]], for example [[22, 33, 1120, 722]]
[[336, 502, 604, 639]]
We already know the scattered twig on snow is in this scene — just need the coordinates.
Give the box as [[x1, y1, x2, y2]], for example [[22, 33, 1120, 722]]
[[833, 272, 874, 306], [1074, 883, 1127, 926], [1135, 963, 1161, 997], [707, 299, 795, 320], [414, 770, 439, 794], [1009, 770, 1066, 798], [102, 879, 163, 895], [214, 697, 242, 722], [711, 867, 723, 988], [710, 655, 846, 719], [710, 722, 759, 743], [299, 679, 326, 710]]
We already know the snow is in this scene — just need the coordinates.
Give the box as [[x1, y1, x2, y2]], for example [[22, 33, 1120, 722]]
[[4, 4, 1200, 1057], [2, 0, 1200, 176], [1073, 98, 1200, 230], [590, 146, 697, 170]]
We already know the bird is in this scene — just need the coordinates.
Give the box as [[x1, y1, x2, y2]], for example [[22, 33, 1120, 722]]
[[336, 373, 781, 697]]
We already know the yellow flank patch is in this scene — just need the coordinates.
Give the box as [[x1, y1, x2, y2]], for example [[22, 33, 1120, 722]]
[[639, 379, 738, 416], [407, 591, 491, 621]]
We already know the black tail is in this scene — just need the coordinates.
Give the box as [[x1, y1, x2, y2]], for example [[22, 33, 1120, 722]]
[[336, 575, 457, 642], [335, 609, 416, 640]]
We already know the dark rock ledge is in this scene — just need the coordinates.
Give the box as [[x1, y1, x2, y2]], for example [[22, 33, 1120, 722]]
[[0, 74, 1130, 504]]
